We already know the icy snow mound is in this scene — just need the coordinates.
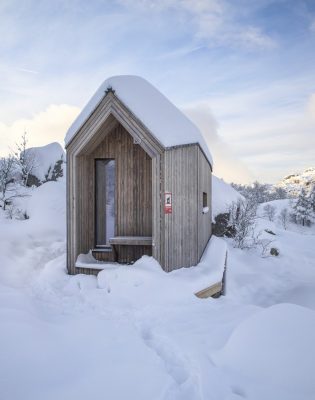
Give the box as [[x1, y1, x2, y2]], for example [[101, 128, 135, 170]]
[[26, 142, 65, 182], [212, 176, 243, 218], [215, 303, 315, 395], [65, 75, 213, 166]]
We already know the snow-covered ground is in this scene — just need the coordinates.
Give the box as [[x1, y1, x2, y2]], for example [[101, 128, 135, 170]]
[[1, 178, 315, 400]]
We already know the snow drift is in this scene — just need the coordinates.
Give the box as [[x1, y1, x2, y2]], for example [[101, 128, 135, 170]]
[[214, 303, 315, 398]]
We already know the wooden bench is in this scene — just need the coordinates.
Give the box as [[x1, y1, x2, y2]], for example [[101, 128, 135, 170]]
[[108, 236, 153, 262]]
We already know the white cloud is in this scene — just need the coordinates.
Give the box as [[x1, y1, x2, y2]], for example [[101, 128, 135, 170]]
[[0, 99, 253, 183], [213, 105, 315, 183], [0, 104, 80, 156], [118, 0, 276, 49], [235, 26, 276, 49], [182, 104, 254, 183], [16, 68, 39, 74], [183, 78, 315, 183]]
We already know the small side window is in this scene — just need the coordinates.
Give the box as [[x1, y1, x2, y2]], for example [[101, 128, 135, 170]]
[[202, 192, 209, 214], [203, 192, 207, 208]]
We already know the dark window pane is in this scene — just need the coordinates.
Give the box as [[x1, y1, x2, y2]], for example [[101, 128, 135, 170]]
[[105, 160, 115, 242], [203, 192, 207, 208]]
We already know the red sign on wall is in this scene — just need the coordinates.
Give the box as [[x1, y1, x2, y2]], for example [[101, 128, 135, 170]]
[[164, 192, 172, 214]]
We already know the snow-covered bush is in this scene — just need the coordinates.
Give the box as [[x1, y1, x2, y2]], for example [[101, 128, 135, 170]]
[[251, 233, 274, 257], [309, 185, 315, 224], [231, 181, 288, 204], [0, 155, 26, 210], [13, 132, 38, 187], [291, 188, 313, 226], [228, 199, 258, 249], [262, 204, 276, 221], [231, 181, 266, 204], [278, 208, 289, 230], [5, 203, 16, 219], [271, 186, 288, 200], [0, 155, 14, 209], [227, 199, 275, 256]]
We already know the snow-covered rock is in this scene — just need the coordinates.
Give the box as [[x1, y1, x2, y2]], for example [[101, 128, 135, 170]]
[[276, 167, 315, 197], [212, 175, 243, 218], [65, 75, 213, 166], [26, 142, 65, 183]]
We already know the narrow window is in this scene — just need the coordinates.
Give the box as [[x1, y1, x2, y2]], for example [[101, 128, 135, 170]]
[[202, 192, 209, 214], [203, 192, 207, 208], [95, 159, 115, 247]]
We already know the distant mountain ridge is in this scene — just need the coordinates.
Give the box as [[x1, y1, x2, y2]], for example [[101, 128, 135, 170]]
[[276, 167, 315, 197]]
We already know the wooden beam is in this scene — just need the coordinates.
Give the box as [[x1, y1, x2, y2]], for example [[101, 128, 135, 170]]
[[109, 236, 152, 246]]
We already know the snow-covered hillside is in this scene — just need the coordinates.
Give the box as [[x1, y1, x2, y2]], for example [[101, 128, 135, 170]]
[[0, 164, 315, 400], [276, 167, 315, 197]]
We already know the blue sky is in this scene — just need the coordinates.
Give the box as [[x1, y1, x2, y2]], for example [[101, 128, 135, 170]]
[[0, 0, 315, 182]]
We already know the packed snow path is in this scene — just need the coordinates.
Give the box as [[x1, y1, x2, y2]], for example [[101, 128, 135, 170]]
[[1, 180, 315, 400]]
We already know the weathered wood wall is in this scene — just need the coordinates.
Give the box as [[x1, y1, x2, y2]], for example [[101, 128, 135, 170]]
[[197, 146, 212, 259], [162, 144, 199, 271], [161, 144, 212, 271]]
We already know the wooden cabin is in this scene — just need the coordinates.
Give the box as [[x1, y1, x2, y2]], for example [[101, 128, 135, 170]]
[[65, 76, 213, 275]]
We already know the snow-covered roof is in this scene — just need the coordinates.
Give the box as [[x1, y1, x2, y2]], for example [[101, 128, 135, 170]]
[[65, 75, 213, 166]]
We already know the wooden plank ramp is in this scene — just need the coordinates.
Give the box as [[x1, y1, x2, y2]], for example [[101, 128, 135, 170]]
[[194, 250, 227, 299]]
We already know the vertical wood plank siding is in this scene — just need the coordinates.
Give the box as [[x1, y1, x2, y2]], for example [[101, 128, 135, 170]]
[[197, 147, 212, 259], [161, 144, 212, 271], [163, 145, 199, 271]]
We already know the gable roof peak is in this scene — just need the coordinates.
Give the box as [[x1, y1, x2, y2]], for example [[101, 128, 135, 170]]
[[65, 75, 213, 166]]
